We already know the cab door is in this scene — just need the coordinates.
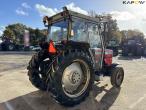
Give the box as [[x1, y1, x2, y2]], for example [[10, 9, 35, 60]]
[[88, 23, 103, 70]]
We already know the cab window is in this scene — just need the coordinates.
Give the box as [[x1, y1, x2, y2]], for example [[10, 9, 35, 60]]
[[88, 23, 102, 48], [70, 18, 88, 42]]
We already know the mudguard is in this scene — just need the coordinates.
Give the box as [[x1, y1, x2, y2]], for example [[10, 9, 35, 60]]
[[102, 63, 119, 76]]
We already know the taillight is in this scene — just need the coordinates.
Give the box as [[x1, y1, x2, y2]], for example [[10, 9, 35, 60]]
[[48, 40, 57, 54], [104, 49, 113, 66]]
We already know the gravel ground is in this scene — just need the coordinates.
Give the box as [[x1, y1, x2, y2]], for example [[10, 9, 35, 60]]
[[0, 53, 146, 110]]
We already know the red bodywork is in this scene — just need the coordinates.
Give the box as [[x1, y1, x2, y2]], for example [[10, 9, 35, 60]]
[[104, 49, 113, 66], [94, 48, 113, 66]]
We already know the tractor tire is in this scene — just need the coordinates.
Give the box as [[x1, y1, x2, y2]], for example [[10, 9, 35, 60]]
[[49, 52, 94, 106], [136, 46, 142, 56], [0, 45, 1, 51], [122, 47, 128, 56], [110, 67, 124, 87], [7, 43, 15, 51], [144, 48, 146, 56], [27, 50, 50, 91]]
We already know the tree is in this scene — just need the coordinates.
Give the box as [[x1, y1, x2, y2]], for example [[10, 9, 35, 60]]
[[29, 28, 46, 45], [106, 17, 120, 43], [7, 23, 27, 44], [121, 29, 144, 41], [2, 23, 47, 45], [111, 31, 123, 43], [89, 11, 145, 45], [2, 23, 27, 44], [3, 28, 15, 41], [95, 14, 120, 45]]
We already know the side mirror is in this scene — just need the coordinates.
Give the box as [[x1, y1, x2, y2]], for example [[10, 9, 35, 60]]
[[63, 6, 68, 11], [43, 16, 49, 27]]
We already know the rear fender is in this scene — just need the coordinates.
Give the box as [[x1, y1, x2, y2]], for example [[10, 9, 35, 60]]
[[110, 63, 119, 68], [103, 63, 119, 76]]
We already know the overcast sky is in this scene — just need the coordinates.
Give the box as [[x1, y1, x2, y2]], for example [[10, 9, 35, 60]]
[[0, 0, 146, 36]]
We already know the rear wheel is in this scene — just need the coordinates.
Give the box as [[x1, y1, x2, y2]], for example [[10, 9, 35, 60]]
[[144, 48, 146, 56], [122, 46, 128, 56], [50, 52, 94, 106], [136, 45, 143, 56], [27, 50, 50, 91], [110, 67, 124, 87]]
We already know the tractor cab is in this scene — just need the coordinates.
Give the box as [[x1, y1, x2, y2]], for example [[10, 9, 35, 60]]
[[43, 8, 103, 45], [43, 7, 112, 70]]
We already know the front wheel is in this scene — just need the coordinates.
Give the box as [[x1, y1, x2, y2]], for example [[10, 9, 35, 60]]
[[50, 52, 94, 106], [110, 67, 124, 87]]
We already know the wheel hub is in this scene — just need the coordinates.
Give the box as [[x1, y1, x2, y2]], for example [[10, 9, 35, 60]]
[[62, 62, 83, 93], [71, 71, 82, 84], [62, 59, 90, 98], [9, 45, 14, 50]]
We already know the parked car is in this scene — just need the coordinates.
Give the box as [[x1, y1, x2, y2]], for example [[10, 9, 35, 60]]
[[31, 45, 41, 51]]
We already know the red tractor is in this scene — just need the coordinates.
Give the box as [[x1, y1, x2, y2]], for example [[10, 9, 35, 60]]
[[27, 7, 124, 106]]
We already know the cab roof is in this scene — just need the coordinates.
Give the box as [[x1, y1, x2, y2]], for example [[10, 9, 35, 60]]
[[47, 10, 101, 24]]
